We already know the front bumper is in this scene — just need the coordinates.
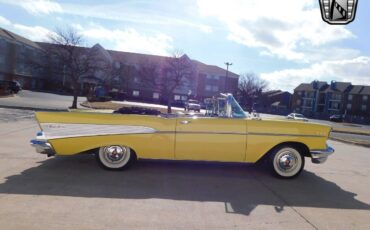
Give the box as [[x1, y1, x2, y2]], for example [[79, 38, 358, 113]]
[[30, 132, 55, 157], [310, 145, 334, 164]]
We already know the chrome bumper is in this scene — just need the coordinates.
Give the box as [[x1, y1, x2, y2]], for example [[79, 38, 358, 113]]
[[310, 145, 334, 164], [30, 132, 55, 157]]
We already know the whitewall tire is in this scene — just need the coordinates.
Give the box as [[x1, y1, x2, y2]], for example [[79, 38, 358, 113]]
[[97, 145, 136, 170], [270, 146, 305, 179]]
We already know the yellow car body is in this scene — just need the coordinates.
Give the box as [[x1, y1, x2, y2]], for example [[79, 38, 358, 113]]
[[31, 94, 334, 178], [33, 111, 331, 163]]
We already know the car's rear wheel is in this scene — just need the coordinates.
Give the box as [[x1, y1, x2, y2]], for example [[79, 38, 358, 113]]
[[97, 145, 136, 170], [269, 146, 305, 179]]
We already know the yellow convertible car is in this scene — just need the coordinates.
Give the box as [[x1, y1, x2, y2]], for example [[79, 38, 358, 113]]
[[31, 94, 334, 178]]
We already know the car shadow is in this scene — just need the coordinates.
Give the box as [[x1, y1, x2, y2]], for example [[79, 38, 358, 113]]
[[0, 155, 369, 216]]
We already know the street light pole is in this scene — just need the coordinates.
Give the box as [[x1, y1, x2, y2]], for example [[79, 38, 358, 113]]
[[224, 62, 232, 92]]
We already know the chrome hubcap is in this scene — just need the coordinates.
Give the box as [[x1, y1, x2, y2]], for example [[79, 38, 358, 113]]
[[278, 154, 296, 170], [274, 149, 301, 176], [104, 146, 126, 163]]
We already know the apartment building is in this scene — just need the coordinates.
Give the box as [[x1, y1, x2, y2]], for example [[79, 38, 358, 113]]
[[292, 80, 370, 123], [0, 28, 47, 90], [1, 27, 239, 102], [37, 41, 239, 103]]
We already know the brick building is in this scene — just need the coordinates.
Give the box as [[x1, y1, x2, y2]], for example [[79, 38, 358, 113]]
[[0, 28, 47, 90], [1, 27, 239, 102], [38, 42, 239, 103], [292, 80, 370, 123]]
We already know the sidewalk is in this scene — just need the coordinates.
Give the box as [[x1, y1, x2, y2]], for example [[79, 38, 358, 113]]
[[0, 90, 86, 111]]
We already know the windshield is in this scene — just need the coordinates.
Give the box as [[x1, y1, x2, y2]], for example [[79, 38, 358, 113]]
[[205, 94, 246, 118], [295, 114, 304, 118]]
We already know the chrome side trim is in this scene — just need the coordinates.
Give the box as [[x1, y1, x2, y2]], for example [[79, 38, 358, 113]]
[[248, 132, 326, 138], [172, 131, 247, 135], [310, 145, 335, 164], [40, 123, 157, 140], [175, 131, 325, 138], [39, 123, 327, 139]]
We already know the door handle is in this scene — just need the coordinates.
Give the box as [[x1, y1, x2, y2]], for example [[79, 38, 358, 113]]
[[180, 120, 190, 124]]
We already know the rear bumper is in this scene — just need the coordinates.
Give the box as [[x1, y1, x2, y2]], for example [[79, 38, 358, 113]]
[[30, 132, 55, 157], [310, 145, 334, 164]]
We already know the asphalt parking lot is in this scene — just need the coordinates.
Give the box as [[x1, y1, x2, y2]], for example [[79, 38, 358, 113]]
[[0, 116, 369, 229]]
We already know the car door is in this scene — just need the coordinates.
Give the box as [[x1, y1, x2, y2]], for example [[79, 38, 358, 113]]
[[175, 117, 247, 162]]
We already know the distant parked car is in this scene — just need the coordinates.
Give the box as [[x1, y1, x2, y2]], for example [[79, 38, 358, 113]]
[[287, 113, 308, 121], [9, 80, 21, 94], [184, 99, 201, 112], [171, 100, 185, 108], [330, 114, 344, 122], [0, 80, 21, 94]]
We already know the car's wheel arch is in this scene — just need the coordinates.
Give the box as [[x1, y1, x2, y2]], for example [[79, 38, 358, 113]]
[[257, 141, 310, 164]]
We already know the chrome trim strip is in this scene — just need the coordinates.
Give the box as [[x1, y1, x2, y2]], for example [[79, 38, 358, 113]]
[[39, 123, 326, 139], [174, 131, 325, 137], [247, 132, 326, 138], [172, 131, 247, 135], [40, 123, 157, 140]]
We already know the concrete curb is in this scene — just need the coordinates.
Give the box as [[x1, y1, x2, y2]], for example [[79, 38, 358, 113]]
[[331, 130, 370, 136], [330, 137, 370, 148], [0, 105, 68, 112]]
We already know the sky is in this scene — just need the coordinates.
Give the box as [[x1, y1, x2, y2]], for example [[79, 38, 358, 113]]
[[0, 0, 369, 92]]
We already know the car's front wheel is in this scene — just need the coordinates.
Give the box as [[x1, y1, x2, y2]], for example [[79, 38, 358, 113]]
[[269, 146, 305, 179], [97, 145, 136, 170]]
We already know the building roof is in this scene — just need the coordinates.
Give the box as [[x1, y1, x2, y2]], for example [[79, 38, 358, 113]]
[[262, 90, 281, 96], [268, 91, 291, 97], [324, 81, 351, 93], [360, 86, 370, 95], [107, 49, 239, 78], [0, 27, 42, 50], [108, 49, 169, 66], [349, 85, 363, 94], [36, 41, 237, 79], [295, 83, 312, 91], [193, 60, 239, 78]]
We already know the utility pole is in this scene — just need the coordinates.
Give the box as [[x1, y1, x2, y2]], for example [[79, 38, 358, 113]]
[[224, 62, 232, 92]]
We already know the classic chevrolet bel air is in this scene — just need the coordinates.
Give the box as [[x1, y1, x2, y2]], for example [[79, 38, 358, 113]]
[[31, 94, 334, 178]]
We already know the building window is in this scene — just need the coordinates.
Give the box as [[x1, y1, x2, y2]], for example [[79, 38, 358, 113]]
[[331, 93, 341, 100], [205, 85, 212, 91], [0, 55, 4, 65], [296, 99, 301, 105], [153, 92, 159, 99], [206, 75, 220, 80], [133, 77, 140, 83], [174, 95, 181, 100], [132, 90, 140, 97], [181, 95, 188, 101], [362, 105, 367, 111], [348, 94, 353, 101], [212, 85, 219, 92], [347, 104, 352, 110], [363, 95, 368, 101], [297, 91, 302, 96]]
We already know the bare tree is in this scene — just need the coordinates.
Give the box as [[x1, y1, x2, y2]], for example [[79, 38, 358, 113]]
[[104, 60, 133, 96], [32, 27, 108, 108], [162, 52, 195, 113], [237, 72, 268, 110], [137, 52, 194, 113], [137, 58, 161, 95]]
